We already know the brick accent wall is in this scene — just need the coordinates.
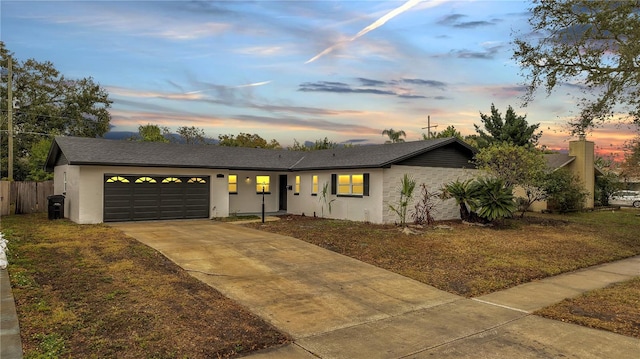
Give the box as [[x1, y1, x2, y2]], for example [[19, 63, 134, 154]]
[[382, 165, 477, 223]]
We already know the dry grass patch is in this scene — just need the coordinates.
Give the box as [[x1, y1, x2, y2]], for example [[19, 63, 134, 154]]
[[244, 210, 640, 297], [536, 278, 640, 338], [3, 214, 289, 359]]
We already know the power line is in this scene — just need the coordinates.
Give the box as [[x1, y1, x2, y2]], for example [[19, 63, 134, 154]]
[[0, 130, 54, 136], [0, 109, 103, 122]]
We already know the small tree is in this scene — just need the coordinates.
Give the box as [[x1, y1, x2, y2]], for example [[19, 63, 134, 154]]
[[544, 169, 588, 213], [177, 126, 207, 144], [475, 142, 548, 216], [389, 174, 416, 226], [133, 124, 170, 143], [412, 183, 439, 225]]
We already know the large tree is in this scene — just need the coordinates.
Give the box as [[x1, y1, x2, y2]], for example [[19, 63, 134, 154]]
[[474, 104, 542, 148], [217, 133, 281, 149], [513, 0, 640, 132], [0, 42, 112, 180]]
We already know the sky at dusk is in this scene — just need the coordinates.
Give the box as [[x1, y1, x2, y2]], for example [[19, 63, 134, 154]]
[[1, 0, 637, 157]]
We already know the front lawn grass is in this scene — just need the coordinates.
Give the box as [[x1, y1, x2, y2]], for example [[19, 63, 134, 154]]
[[2, 214, 289, 358], [536, 277, 640, 339], [244, 209, 640, 297]]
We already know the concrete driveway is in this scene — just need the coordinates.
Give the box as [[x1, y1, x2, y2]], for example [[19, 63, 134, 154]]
[[111, 220, 640, 359]]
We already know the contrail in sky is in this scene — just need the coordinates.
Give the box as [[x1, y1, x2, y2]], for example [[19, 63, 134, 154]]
[[185, 81, 272, 94], [305, 0, 427, 64], [234, 80, 272, 88]]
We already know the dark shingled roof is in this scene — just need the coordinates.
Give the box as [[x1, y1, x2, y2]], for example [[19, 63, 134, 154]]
[[544, 153, 575, 170], [543, 153, 603, 175], [45, 136, 476, 172], [291, 138, 474, 170]]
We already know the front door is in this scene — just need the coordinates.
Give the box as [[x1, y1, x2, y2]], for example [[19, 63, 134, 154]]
[[279, 174, 287, 211]]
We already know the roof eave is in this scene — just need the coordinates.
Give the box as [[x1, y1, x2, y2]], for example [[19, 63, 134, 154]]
[[62, 161, 292, 172], [44, 138, 62, 172]]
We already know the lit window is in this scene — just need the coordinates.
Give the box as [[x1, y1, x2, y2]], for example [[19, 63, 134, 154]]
[[106, 176, 130, 183], [312, 175, 318, 195], [162, 177, 182, 183], [256, 175, 270, 193], [352, 174, 364, 195], [294, 176, 300, 194], [338, 174, 363, 195], [188, 177, 206, 183], [135, 176, 157, 183], [228, 175, 237, 194]]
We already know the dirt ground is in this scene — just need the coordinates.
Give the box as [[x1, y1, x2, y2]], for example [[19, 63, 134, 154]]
[[4, 214, 289, 358]]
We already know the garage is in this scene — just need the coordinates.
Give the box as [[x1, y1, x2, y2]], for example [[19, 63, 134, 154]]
[[104, 175, 210, 222]]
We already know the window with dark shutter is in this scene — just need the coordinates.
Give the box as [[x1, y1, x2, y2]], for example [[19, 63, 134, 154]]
[[331, 174, 337, 195], [363, 173, 370, 196]]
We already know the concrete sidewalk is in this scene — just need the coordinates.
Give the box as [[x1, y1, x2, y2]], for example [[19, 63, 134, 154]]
[[1, 269, 23, 359], [112, 220, 640, 359]]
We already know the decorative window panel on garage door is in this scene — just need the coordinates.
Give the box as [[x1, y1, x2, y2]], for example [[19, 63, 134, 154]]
[[103, 175, 210, 222]]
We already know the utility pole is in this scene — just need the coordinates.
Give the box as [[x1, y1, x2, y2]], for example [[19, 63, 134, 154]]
[[421, 115, 438, 139], [7, 56, 13, 181]]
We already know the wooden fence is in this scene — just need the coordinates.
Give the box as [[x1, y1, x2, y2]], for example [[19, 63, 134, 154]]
[[0, 180, 54, 215]]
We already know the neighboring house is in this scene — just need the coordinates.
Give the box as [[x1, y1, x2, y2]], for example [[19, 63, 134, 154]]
[[524, 139, 602, 212], [44, 136, 477, 224], [619, 176, 640, 191]]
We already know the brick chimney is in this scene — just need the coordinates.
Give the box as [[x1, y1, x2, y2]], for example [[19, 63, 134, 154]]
[[569, 138, 595, 208]]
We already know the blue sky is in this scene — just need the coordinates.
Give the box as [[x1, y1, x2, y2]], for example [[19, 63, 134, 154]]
[[1, 0, 636, 156]]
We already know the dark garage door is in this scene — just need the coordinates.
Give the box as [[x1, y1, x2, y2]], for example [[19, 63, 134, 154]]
[[104, 175, 210, 222]]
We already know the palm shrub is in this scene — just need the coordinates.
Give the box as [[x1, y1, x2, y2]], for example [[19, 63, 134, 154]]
[[389, 174, 416, 226], [441, 179, 480, 222], [442, 178, 515, 222], [472, 178, 516, 221]]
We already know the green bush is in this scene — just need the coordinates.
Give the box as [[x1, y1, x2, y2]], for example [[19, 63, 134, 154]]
[[544, 169, 588, 212]]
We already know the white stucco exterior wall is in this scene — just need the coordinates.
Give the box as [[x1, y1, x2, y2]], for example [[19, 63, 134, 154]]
[[382, 165, 477, 223], [228, 171, 285, 214], [54, 164, 80, 222], [286, 169, 385, 223], [55, 165, 229, 224]]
